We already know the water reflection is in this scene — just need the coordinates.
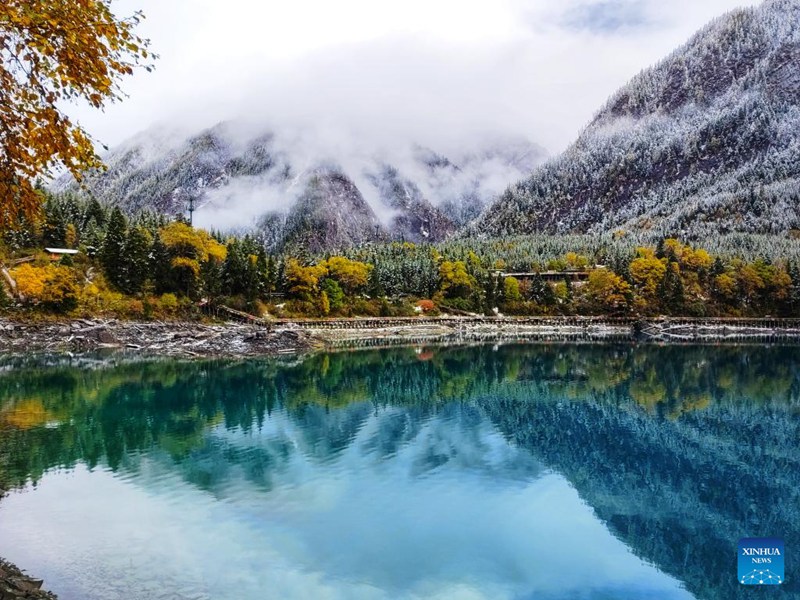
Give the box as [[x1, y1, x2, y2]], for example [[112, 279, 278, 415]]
[[0, 344, 798, 599]]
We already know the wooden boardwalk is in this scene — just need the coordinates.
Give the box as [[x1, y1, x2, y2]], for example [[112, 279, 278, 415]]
[[273, 315, 627, 329], [207, 305, 800, 342], [276, 315, 800, 331]]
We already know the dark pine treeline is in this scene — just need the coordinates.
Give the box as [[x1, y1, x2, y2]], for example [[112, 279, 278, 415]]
[[4, 191, 800, 318]]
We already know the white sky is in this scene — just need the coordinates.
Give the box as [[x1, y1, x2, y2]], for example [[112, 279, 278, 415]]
[[72, 0, 761, 155]]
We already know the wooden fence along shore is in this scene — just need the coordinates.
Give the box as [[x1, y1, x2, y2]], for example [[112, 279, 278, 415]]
[[206, 306, 800, 345]]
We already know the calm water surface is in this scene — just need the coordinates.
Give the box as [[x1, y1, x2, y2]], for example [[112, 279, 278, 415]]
[[0, 344, 797, 600]]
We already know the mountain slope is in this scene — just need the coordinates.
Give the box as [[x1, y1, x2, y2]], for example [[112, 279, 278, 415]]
[[60, 123, 544, 251], [279, 169, 384, 254], [366, 165, 457, 243], [472, 0, 800, 240]]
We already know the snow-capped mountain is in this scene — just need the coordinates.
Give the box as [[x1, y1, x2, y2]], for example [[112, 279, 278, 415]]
[[472, 0, 800, 240], [60, 121, 545, 252]]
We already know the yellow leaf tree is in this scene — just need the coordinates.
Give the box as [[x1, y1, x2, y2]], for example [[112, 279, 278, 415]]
[[629, 247, 667, 310], [160, 223, 227, 263], [0, 1, 153, 227], [12, 262, 78, 312], [583, 269, 631, 313], [159, 222, 226, 297], [322, 256, 372, 295], [286, 259, 327, 301], [438, 261, 476, 299]]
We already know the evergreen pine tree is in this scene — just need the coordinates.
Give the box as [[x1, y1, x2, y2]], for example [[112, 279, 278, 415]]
[[368, 262, 384, 298], [255, 247, 269, 299], [710, 257, 726, 277], [100, 207, 128, 289], [222, 239, 246, 296], [244, 254, 261, 302], [42, 197, 67, 247], [266, 255, 277, 296], [83, 223, 104, 258], [482, 273, 497, 315], [655, 237, 667, 259], [276, 259, 286, 295], [150, 233, 173, 295], [563, 276, 573, 303], [84, 197, 106, 229], [529, 273, 555, 305], [122, 226, 151, 294], [659, 264, 685, 314], [201, 258, 224, 301]]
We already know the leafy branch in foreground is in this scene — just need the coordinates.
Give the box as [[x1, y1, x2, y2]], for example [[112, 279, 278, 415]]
[[0, 1, 154, 227]]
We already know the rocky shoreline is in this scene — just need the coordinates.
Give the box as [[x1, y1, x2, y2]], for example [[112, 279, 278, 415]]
[[0, 559, 56, 600], [1, 316, 800, 360], [0, 318, 322, 358]]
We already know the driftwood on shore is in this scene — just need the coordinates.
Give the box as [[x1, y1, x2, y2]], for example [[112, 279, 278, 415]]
[[0, 319, 319, 358], [299, 315, 800, 348]]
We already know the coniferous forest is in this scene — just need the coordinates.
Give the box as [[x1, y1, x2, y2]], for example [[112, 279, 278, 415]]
[[3, 189, 800, 320]]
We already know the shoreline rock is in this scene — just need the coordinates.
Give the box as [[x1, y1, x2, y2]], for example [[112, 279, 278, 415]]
[[0, 559, 56, 600]]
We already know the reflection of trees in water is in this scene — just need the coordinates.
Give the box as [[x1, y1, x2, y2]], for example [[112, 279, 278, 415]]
[[0, 345, 798, 483], [0, 344, 798, 597]]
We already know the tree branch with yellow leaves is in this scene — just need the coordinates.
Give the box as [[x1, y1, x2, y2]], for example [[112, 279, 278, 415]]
[[0, 0, 154, 228]]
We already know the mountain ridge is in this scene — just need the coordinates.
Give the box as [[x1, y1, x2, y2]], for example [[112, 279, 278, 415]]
[[471, 0, 800, 240]]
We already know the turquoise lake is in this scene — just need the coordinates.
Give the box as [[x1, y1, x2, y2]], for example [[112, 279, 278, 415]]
[[0, 343, 797, 599]]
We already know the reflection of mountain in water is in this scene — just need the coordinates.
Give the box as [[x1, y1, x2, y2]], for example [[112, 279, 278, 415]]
[[131, 401, 545, 500], [0, 344, 799, 598], [483, 395, 799, 599]]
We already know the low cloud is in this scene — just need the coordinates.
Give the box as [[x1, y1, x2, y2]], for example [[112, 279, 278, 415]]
[[64, 0, 760, 228], [187, 119, 545, 231], [559, 1, 652, 34], [75, 0, 759, 157]]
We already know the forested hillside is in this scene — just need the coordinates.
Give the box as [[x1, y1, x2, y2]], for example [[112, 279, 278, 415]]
[[473, 0, 800, 239], [52, 2, 800, 247], [4, 191, 800, 320]]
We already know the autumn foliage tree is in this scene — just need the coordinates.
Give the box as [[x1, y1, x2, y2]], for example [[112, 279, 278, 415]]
[[0, 1, 153, 227], [159, 222, 226, 298], [438, 261, 476, 299], [12, 262, 78, 312], [321, 256, 372, 295], [285, 259, 327, 301], [630, 247, 667, 312], [583, 269, 631, 314]]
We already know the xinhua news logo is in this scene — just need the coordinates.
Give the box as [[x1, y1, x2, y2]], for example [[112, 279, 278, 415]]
[[738, 538, 784, 585]]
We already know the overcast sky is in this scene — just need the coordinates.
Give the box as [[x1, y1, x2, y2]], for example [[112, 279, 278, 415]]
[[73, 0, 761, 156]]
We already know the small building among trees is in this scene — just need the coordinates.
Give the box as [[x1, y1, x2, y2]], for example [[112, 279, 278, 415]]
[[45, 248, 80, 261], [494, 267, 606, 285]]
